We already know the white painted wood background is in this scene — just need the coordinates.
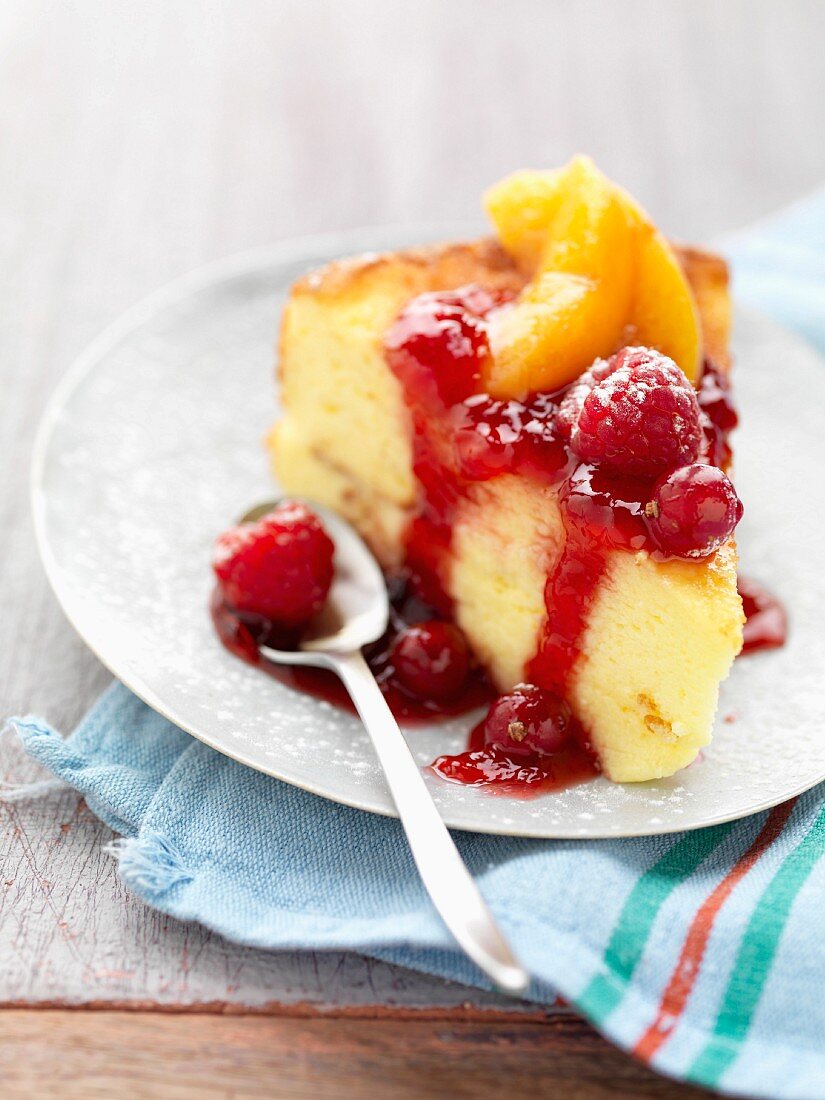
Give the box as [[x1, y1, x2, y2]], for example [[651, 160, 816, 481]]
[[1, 0, 824, 1009]]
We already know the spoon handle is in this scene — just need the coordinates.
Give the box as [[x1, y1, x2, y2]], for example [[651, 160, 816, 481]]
[[333, 650, 529, 995]]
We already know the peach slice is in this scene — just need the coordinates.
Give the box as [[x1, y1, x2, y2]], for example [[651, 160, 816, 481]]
[[619, 195, 703, 382], [484, 169, 562, 274], [483, 157, 702, 396], [484, 157, 635, 396]]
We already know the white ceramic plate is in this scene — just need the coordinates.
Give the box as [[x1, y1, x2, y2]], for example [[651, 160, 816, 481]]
[[32, 226, 825, 838]]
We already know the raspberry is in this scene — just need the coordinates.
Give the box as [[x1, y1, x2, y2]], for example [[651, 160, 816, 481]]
[[483, 684, 572, 758], [213, 501, 335, 627], [645, 464, 743, 559], [557, 347, 702, 477], [555, 356, 614, 439], [390, 620, 470, 700]]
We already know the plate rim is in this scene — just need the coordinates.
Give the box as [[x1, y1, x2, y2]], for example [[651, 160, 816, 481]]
[[30, 227, 825, 839]]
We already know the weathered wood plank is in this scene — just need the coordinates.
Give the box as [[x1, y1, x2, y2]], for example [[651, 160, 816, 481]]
[[0, 1010, 712, 1099], [0, 777, 534, 1012]]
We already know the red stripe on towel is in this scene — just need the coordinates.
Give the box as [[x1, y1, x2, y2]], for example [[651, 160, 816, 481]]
[[634, 799, 796, 1062]]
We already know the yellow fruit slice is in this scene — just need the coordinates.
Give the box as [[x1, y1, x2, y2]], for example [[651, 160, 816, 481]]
[[483, 156, 702, 395], [620, 205, 703, 383], [484, 157, 635, 396], [484, 169, 562, 274]]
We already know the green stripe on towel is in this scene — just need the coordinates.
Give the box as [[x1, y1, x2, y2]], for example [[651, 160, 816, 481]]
[[580, 822, 736, 1023], [689, 805, 825, 1089]]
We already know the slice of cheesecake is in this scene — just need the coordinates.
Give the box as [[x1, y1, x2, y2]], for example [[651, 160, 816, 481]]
[[269, 158, 744, 783]]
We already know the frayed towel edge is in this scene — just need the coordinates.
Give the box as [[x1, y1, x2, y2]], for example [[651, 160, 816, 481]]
[[0, 721, 70, 802], [105, 832, 194, 897]]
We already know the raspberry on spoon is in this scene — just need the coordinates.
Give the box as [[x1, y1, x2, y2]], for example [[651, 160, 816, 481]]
[[213, 501, 335, 627], [645, 464, 743, 559], [558, 346, 702, 476]]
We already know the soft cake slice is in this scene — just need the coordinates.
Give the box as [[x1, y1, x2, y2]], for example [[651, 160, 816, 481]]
[[269, 171, 743, 783]]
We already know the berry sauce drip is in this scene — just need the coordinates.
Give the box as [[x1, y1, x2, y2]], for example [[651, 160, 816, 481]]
[[430, 714, 598, 796], [737, 576, 789, 655], [431, 683, 599, 794], [210, 576, 494, 723], [384, 288, 743, 791]]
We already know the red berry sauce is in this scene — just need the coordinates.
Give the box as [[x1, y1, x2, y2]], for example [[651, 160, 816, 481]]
[[698, 360, 738, 468], [211, 575, 494, 723], [212, 286, 780, 799], [430, 714, 598, 796], [737, 576, 788, 655], [384, 287, 751, 791]]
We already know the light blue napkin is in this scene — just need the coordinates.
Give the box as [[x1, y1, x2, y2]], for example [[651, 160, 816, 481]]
[[725, 187, 825, 355], [11, 188, 825, 1100]]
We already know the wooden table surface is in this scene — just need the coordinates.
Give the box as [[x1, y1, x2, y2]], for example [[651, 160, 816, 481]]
[[2, 2, 823, 1096]]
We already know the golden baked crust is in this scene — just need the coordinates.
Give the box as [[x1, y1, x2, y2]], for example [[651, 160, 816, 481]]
[[288, 238, 523, 301], [673, 244, 732, 368], [283, 236, 731, 375]]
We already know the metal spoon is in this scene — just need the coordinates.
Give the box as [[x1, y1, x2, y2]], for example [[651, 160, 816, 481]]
[[242, 499, 529, 995]]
